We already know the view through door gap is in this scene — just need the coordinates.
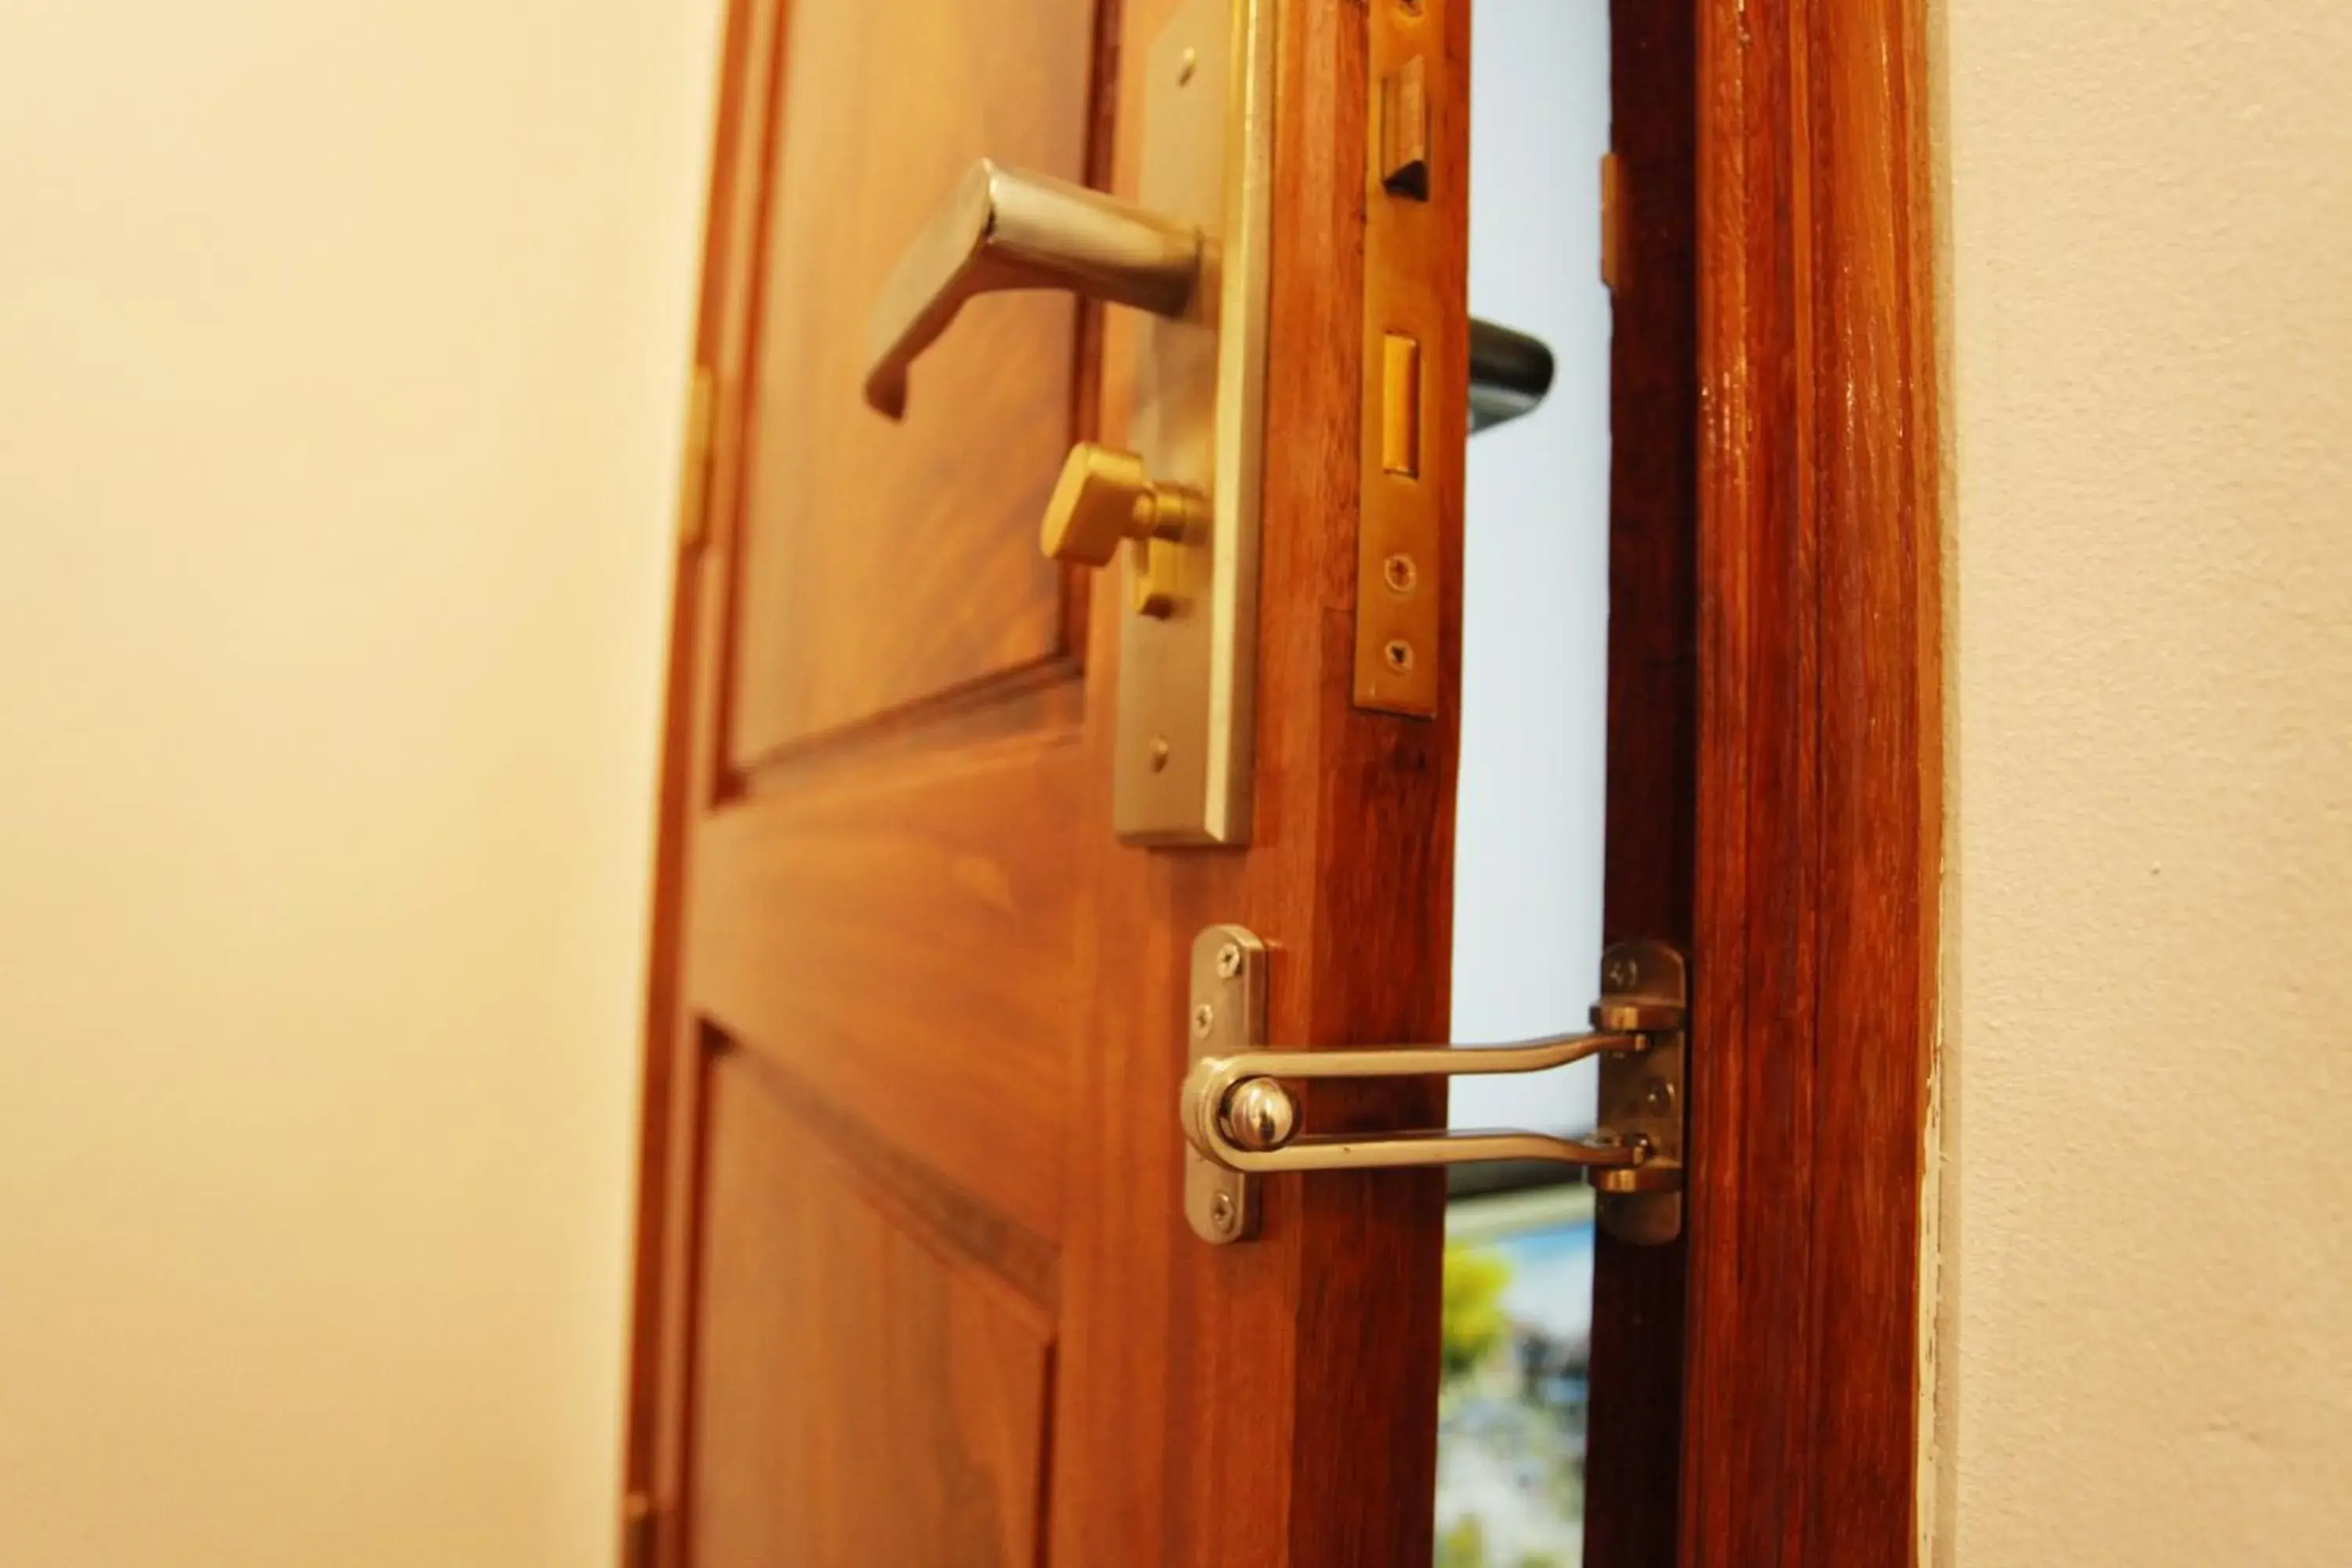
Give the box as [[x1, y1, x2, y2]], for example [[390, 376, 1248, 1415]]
[[1439, 2, 1613, 1565]]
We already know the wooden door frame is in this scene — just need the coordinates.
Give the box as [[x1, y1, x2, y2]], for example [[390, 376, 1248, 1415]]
[[1593, 0, 1943, 1563], [1690, 0, 1943, 1556], [623, 0, 1941, 1560]]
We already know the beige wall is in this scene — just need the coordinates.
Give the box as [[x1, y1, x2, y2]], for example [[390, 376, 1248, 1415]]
[[1936, 1, 2352, 1562], [0, 4, 717, 1564]]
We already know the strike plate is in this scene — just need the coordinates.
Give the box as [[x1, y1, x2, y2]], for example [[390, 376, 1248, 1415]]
[[1111, 0, 1275, 845], [1590, 940, 1688, 1246]]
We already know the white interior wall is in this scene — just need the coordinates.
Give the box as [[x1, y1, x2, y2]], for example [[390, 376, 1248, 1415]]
[[1936, 1, 2352, 1559], [0, 5, 718, 1563]]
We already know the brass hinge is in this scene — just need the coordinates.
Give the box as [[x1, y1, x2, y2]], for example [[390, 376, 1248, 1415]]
[[674, 365, 717, 550], [1179, 927, 1688, 1246], [1599, 151, 1628, 292]]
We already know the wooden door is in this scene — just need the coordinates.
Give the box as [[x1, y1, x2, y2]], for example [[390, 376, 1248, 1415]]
[[622, 0, 1488, 1563], [619, 0, 1947, 1561]]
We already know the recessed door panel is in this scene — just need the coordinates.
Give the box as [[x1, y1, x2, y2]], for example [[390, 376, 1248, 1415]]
[[693, 1047, 1054, 1567], [728, 0, 1100, 766]]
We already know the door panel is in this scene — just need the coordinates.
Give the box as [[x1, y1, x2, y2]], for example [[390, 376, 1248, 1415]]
[[695, 1048, 1054, 1568], [728, 0, 1099, 763], [686, 746, 1086, 1246]]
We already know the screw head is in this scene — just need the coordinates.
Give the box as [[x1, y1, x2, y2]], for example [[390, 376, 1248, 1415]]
[[1207, 1191, 1236, 1231], [1382, 638, 1414, 674], [1177, 47, 1199, 84], [1381, 554, 1417, 595], [1192, 1003, 1215, 1039], [1148, 735, 1171, 773], [1215, 942, 1243, 978], [1640, 1076, 1677, 1115]]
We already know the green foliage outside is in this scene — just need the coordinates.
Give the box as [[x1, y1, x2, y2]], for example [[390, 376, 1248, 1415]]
[[1436, 1516, 1486, 1568], [1440, 1242, 1513, 1384], [1439, 1516, 1564, 1568], [1437, 1236, 1581, 1566]]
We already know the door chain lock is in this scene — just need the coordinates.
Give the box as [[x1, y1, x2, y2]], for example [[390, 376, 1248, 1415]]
[[1179, 926, 1688, 1247]]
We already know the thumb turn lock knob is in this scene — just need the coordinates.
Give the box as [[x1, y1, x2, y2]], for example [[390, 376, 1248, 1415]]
[[1040, 442, 1208, 619]]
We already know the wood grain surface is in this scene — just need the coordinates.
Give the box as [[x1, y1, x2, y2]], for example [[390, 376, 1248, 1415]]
[[626, 0, 1486, 1564], [1682, 0, 1944, 1561], [1048, 0, 1472, 1561], [725, 0, 1098, 767], [1586, 1, 1700, 1563], [693, 1047, 1056, 1568]]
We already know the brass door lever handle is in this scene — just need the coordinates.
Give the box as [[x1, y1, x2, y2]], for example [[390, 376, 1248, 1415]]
[[864, 160, 1205, 419]]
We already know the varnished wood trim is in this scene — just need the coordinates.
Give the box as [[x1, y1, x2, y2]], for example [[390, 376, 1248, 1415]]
[[1684, 0, 1943, 1562], [619, 0, 763, 1534], [666, 1025, 722, 1568], [622, 0, 794, 1556], [1585, 0, 1700, 1563], [700, 0, 795, 812], [727, 652, 1083, 797]]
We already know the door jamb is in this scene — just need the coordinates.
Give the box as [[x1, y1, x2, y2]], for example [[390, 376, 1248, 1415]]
[[1588, 1, 1942, 1563], [1688, 0, 1944, 1561]]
